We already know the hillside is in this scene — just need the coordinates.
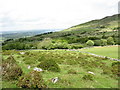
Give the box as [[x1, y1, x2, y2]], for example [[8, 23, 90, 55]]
[[63, 14, 118, 32], [2, 14, 119, 50], [2, 14, 120, 88], [2, 49, 119, 88]]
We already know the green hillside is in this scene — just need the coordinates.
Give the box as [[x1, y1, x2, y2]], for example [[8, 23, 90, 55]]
[[63, 14, 118, 32], [2, 14, 119, 50], [2, 50, 119, 88], [2, 14, 119, 88]]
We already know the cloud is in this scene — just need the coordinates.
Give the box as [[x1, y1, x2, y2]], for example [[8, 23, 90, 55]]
[[0, 0, 119, 31]]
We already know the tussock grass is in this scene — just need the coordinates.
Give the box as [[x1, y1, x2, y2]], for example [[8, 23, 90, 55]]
[[2, 49, 119, 88]]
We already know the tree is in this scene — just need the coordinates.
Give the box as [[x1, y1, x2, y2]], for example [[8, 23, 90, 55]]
[[86, 40, 94, 46], [94, 40, 102, 46], [107, 37, 115, 45], [101, 39, 107, 46]]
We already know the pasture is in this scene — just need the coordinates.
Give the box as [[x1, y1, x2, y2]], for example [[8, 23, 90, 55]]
[[2, 49, 119, 88], [80, 46, 119, 59]]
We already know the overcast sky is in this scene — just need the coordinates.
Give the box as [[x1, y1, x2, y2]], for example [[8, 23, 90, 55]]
[[0, 0, 119, 31]]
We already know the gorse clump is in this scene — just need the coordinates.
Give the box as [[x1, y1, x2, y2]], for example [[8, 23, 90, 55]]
[[17, 71, 47, 88], [37, 59, 60, 72], [82, 74, 94, 81], [2, 56, 23, 80], [23, 56, 36, 65]]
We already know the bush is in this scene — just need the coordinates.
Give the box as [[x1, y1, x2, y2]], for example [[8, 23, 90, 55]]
[[67, 69, 77, 74], [38, 56, 46, 62], [86, 40, 94, 46], [23, 56, 36, 65], [17, 71, 47, 88], [102, 66, 112, 75], [70, 44, 84, 49], [37, 59, 60, 72], [111, 62, 120, 76], [82, 74, 94, 81], [2, 56, 23, 80]]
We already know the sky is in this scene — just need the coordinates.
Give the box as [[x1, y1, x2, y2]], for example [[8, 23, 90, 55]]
[[0, 0, 119, 31]]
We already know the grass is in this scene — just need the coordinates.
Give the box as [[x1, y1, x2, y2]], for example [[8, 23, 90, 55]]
[[2, 49, 119, 88], [80, 45, 119, 59]]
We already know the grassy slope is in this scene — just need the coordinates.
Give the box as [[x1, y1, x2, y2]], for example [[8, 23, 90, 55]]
[[2, 50, 119, 88], [80, 46, 119, 59], [62, 14, 118, 32], [2, 14, 118, 47]]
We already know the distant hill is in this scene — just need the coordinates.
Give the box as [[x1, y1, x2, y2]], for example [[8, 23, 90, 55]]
[[1, 29, 61, 41], [2, 14, 119, 50]]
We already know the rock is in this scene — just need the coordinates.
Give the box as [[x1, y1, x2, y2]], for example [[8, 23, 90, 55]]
[[51, 77, 59, 83], [33, 67, 43, 72], [28, 65, 31, 69], [88, 71, 95, 75], [20, 52, 25, 55]]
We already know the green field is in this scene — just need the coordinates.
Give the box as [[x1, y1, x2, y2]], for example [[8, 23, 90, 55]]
[[2, 49, 119, 88], [80, 46, 119, 59]]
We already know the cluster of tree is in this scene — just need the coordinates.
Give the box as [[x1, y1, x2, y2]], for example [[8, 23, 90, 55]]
[[2, 27, 119, 50], [2, 42, 36, 50], [86, 37, 116, 47]]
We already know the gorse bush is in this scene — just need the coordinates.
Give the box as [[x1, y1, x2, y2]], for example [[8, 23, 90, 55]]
[[17, 71, 47, 88], [23, 56, 36, 65], [2, 56, 23, 80], [37, 59, 60, 72], [82, 74, 94, 81], [111, 62, 120, 77]]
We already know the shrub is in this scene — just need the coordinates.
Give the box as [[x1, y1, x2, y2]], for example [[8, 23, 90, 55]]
[[2, 56, 23, 80], [86, 40, 94, 46], [111, 62, 120, 76], [37, 59, 60, 72], [23, 56, 36, 65], [17, 71, 47, 88], [102, 66, 112, 75], [38, 56, 46, 62], [70, 44, 84, 49], [82, 74, 94, 81], [67, 69, 77, 74]]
